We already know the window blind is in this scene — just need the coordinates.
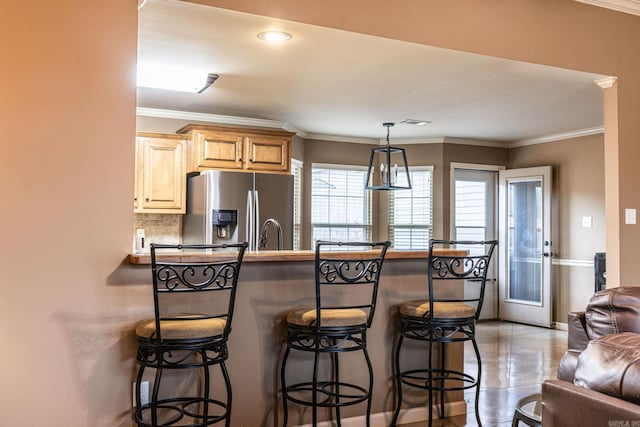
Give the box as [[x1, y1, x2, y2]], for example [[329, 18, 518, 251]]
[[292, 159, 303, 251], [388, 167, 433, 250], [311, 164, 371, 246]]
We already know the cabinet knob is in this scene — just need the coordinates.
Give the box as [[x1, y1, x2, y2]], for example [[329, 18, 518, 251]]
[[145, 198, 149, 202]]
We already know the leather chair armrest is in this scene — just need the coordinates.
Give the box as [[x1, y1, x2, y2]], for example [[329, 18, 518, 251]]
[[567, 311, 589, 351], [557, 350, 580, 382], [542, 380, 640, 427]]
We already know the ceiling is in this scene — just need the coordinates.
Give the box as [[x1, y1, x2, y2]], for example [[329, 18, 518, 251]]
[[137, 0, 609, 144]]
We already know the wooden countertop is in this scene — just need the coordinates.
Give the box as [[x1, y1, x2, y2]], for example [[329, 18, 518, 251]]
[[127, 249, 465, 265]]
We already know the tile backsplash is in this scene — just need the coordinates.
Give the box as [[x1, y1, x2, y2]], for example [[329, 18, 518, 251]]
[[133, 213, 182, 251]]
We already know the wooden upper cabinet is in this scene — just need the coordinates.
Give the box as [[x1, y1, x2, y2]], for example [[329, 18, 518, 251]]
[[194, 130, 244, 170], [245, 134, 290, 172], [178, 124, 293, 174], [135, 133, 186, 214]]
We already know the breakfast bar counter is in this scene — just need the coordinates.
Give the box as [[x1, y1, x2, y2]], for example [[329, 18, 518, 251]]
[[126, 250, 468, 426], [127, 249, 460, 264]]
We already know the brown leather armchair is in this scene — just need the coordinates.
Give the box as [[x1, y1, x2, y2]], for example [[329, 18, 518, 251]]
[[542, 287, 640, 426]]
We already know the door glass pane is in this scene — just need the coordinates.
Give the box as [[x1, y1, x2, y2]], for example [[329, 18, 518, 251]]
[[455, 179, 487, 247], [508, 179, 542, 303]]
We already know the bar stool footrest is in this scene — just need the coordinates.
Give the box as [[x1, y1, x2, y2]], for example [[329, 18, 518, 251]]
[[398, 368, 478, 391], [135, 397, 228, 427], [284, 380, 369, 408]]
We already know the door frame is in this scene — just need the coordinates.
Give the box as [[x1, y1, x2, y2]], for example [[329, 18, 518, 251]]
[[450, 162, 505, 319]]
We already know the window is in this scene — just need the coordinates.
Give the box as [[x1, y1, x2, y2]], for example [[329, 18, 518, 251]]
[[455, 179, 487, 242], [311, 164, 371, 245], [388, 167, 433, 250], [292, 159, 303, 250]]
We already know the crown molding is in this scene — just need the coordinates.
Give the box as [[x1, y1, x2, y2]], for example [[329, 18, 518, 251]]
[[510, 126, 604, 147], [442, 137, 508, 148], [135, 107, 304, 136], [304, 133, 379, 144], [574, 0, 640, 16], [595, 76, 618, 88], [137, 107, 604, 148]]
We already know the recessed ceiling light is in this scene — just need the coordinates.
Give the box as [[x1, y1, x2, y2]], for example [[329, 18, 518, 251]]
[[257, 31, 292, 42], [400, 119, 432, 126]]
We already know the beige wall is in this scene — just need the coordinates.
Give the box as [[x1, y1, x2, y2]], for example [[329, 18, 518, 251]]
[[510, 134, 606, 320], [2, 0, 638, 425], [1, 2, 140, 426]]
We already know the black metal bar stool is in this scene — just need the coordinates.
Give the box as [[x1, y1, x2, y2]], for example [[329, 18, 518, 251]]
[[134, 242, 247, 427], [280, 240, 390, 426], [391, 239, 497, 426]]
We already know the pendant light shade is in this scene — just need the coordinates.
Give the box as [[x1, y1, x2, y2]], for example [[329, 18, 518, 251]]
[[365, 123, 411, 190]]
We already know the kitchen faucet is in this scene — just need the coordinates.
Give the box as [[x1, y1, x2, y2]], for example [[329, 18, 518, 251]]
[[259, 218, 283, 250]]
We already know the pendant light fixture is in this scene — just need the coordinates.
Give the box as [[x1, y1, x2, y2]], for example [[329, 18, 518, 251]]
[[365, 122, 411, 190]]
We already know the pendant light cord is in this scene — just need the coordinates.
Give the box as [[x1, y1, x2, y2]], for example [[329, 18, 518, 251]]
[[383, 122, 394, 147]]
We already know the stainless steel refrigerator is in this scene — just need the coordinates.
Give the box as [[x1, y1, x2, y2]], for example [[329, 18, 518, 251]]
[[183, 170, 294, 251]]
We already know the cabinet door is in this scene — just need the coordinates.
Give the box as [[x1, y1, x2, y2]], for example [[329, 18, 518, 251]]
[[136, 137, 186, 213], [194, 131, 244, 170], [245, 134, 290, 172]]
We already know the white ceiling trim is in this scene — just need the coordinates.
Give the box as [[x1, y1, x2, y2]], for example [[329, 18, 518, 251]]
[[510, 126, 604, 148], [304, 133, 379, 144], [136, 107, 304, 136], [574, 0, 640, 16], [595, 76, 618, 88], [442, 137, 508, 148], [137, 107, 603, 149]]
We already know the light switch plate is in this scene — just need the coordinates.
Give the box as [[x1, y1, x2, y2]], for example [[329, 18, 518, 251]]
[[582, 216, 592, 228], [625, 208, 636, 225]]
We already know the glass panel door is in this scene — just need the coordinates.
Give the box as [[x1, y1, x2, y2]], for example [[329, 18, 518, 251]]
[[499, 166, 553, 327], [508, 179, 542, 303]]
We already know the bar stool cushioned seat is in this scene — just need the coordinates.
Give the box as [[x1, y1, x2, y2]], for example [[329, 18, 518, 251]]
[[399, 300, 477, 319], [135, 315, 227, 340], [280, 241, 390, 427], [134, 243, 247, 427], [286, 307, 368, 328], [391, 239, 497, 427]]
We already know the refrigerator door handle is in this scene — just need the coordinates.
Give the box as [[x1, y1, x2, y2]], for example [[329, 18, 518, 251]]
[[246, 190, 254, 251], [254, 190, 260, 251]]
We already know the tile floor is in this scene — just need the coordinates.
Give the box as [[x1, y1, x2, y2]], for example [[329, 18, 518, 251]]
[[403, 320, 567, 426]]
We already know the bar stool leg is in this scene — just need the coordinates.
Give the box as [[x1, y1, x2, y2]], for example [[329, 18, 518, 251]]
[[363, 345, 373, 427], [280, 345, 291, 427], [312, 348, 320, 427], [391, 334, 404, 426], [220, 359, 232, 427], [332, 344, 342, 426], [202, 350, 210, 423], [151, 366, 163, 426], [472, 336, 483, 427], [440, 342, 446, 418], [134, 365, 145, 426], [428, 338, 434, 426]]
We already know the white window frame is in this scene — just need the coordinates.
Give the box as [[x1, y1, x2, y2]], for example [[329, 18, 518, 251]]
[[311, 163, 372, 246], [388, 166, 434, 250], [291, 158, 303, 251]]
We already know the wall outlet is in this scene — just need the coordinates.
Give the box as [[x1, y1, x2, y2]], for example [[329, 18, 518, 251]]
[[132, 381, 150, 407]]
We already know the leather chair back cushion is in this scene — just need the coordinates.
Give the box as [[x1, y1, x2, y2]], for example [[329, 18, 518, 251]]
[[586, 287, 640, 339], [574, 332, 640, 404]]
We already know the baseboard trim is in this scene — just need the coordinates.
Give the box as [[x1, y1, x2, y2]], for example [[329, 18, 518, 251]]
[[554, 322, 568, 331], [294, 401, 467, 427]]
